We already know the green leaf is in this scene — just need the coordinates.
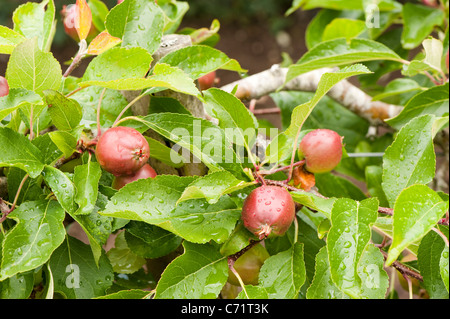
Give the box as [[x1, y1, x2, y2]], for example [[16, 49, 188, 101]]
[[49, 236, 114, 299], [155, 241, 228, 299], [304, 9, 341, 50], [0, 127, 45, 178], [106, 231, 146, 274], [48, 131, 78, 158], [203, 88, 258, 149], [357, 244, 390, 299], [130, 113, 245, 178], [105, 0, 164, 54], [0, 88, 42, 121], [386, 83, 449, 130], [12, 0, 55, 52], [386, 185, 449, 266], [382, 114, 436, 207], [101, 175, 241, 244], [145, 136, 185, 168], [101, 175, 195, 222], [401, 3, 445, 49], [440, 246, 449, 293], [44, 90, 83, 131], [95, 289, 150, 299], [82, 63, 200, 97], [315, 173, 367, 201], [288, 0, 399, 11], [306, 246, 350, 299], [371, 78, 423, 102], [0, 25, 25, 54], [236, 285, 269, 299], [158, 45, 246, 79], [327, 197, 379, 298], [177, 171, 254, 204], [125, 221, 182, 259], [373, 217, 420, 256], [73, 160, 102, 215], [365, 166, 389, 208], [81, 46, 153, 84], [271, 91, 370, 150], [145, 63, 200, 96], [32, 133, 63, 165], [0, 270, 34, 299], [88, 0, 109, 32], [6, 168, 43, 205], [259, 243, 306, 299], [5, 37, 61, 96], [285, 38, 401, 83], [169, 197, 241, 244], [285, 64, 372, 139], [418, 227, 449, 299], [291, 191, 335, 219], [159, 0, 189, 34], [68, 193, 114, 266], [0, 200, 65, 281], [42, 165, 77, 213], [70, 86, 131, 130], [321, 18, 366, 42]]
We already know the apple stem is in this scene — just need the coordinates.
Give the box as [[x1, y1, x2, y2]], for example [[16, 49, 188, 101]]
[[259, 160, 305, 176], [63, 39, 88, 78], [227, 258, 248, 297], [0, 174, 29, 224]]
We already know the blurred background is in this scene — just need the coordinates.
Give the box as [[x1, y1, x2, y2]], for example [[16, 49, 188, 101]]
[[0, 0, 314, 83]]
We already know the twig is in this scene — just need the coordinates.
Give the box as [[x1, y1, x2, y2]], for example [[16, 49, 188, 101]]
[[259, 160, 305, 176], [227, 239, 261, 262], [252, 107, 281, 115], [378, 248, 423, 282], [220, 65, 403, 126], [63, 40, 88, 78], [53, 152, 81, 169], [0, 174, 29, 223], [113, 94, 146, 127]]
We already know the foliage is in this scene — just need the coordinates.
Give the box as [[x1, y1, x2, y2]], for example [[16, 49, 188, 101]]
[[0, 0, 449, 300]]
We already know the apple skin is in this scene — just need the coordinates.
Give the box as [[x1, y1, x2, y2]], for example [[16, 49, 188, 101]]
[[112, 164, 157, 190], [298, 129, 343, 174], [228, 243, 270, 286], [421, 0, 439, 7], [198, 71, 217, 91], [0, 76, 9, 97], [95, 126, 150, 177], [241, 186, 296, 240]]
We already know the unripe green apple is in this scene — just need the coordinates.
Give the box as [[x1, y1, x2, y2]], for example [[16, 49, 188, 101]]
[[228, 243, 270, 286]]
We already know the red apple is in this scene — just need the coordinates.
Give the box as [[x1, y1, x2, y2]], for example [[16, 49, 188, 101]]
[[0, 76, 9, 97], [95, 126, 150, 176], [241, 185, 296, 239], [298, 129, 343, 174], [112, 163, 157, 189]]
